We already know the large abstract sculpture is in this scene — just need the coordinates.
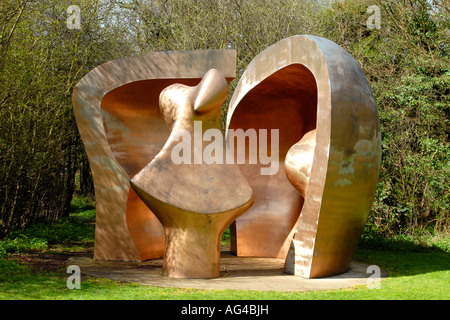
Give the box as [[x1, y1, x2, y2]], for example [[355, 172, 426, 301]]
[[73, 35, 381, 280]]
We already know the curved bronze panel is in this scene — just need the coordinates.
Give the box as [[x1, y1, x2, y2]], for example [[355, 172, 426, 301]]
[[72, 50, 236, 261], [226, 35, 381, 278]]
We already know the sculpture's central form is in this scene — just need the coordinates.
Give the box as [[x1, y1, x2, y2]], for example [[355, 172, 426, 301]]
[[130, 69, 253, 278]]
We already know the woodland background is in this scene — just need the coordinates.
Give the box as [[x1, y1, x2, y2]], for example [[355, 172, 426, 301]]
[[0, 0, 448, 238]]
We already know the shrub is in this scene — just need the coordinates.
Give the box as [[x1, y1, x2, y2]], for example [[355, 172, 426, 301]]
[[0, 235, 48, 256]]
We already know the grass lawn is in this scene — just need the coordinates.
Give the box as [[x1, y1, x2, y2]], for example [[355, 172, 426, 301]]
[[0, 199, 449, 300]]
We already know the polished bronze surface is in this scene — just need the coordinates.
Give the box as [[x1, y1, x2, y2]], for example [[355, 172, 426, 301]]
[[226, 35, 381, 278], [72, 50, 237, 261], [130, 69, 253, 278], [285, 130, 317, 199]]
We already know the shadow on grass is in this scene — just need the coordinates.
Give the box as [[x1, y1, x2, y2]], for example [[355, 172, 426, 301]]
[[355, 234, 450, 277]]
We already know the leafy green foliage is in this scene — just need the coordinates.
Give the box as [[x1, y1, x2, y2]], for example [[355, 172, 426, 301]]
[[7, 212, 95, 245], [69, 195, 96, 213], [0, 197, 95, 258], [0, 235, 48, 258]]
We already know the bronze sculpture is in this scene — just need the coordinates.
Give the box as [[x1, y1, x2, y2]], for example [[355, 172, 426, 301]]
[[73, 35, 380, 279]]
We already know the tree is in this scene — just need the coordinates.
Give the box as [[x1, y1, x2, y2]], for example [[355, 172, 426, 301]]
[[0, 0, 133, 236]]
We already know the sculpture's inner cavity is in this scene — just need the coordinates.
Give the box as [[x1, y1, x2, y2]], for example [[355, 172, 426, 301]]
[[228, 63, 318, 258], [101, 79, 202, 177]]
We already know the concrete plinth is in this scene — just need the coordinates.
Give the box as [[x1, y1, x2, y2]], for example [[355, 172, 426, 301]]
[[67, 250, 388, 292]]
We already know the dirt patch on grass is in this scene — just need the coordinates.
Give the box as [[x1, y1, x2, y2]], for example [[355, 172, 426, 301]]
[[9, 248, 93, 273]]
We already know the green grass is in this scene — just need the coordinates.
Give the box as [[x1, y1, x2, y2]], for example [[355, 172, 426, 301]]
[[0, 245, 448, 300], [0, 209, 95, 257], [0, 198, 449, 300]]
